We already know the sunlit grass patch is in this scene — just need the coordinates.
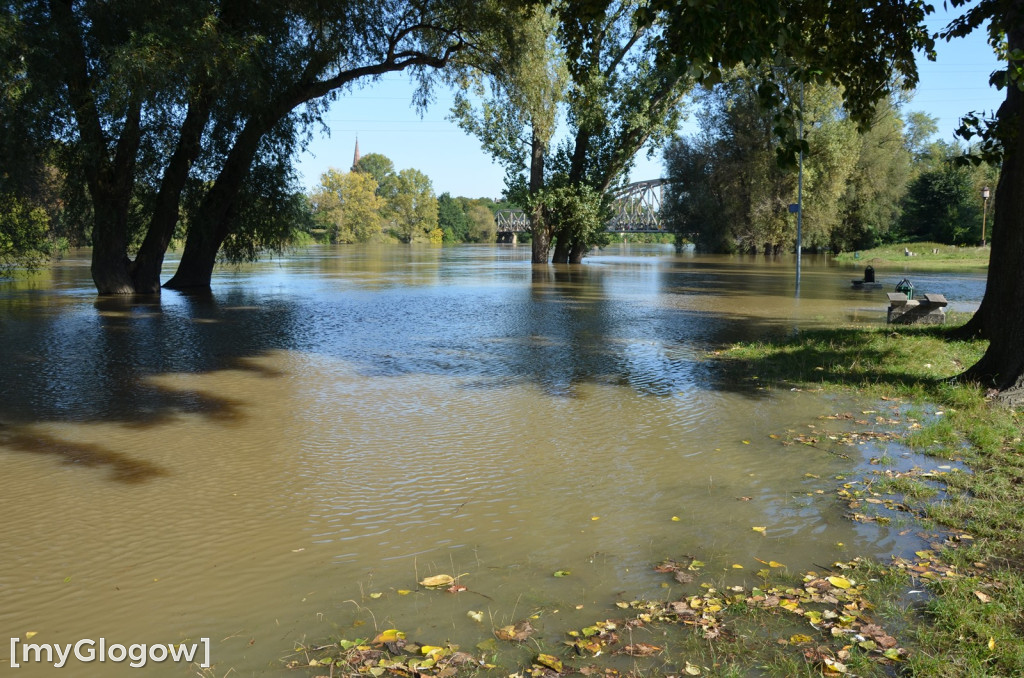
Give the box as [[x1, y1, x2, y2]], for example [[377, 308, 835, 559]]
[[834, 242, 990, 269], [714, 319, 1024, 677]]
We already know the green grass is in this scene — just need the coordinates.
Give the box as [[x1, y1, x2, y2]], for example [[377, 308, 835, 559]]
[[834, 242, 990, 269], [719, 320, 1024, 677]]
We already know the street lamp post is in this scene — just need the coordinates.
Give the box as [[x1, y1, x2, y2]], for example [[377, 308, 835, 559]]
[[981, 186, 990, 247], [795, 81, 804, 294]]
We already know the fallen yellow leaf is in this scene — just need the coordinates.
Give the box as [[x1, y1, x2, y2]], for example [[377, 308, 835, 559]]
[[827, 576, 852, 589], [419, 574, 455, 588], [752, 526, 767, 534], [372, 629, 406, 644]]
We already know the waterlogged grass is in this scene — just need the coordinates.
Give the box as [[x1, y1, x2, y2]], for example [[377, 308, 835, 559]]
[[719, 319, 1024, 677], [834, 242, 989, 269], [287, 320, 1023, 678]]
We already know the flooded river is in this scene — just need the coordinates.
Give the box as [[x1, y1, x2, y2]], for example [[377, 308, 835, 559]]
[[0, 245, 986, 676]]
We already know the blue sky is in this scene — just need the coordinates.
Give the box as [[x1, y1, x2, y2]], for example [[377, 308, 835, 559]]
[[293, 4, 1005, 200]]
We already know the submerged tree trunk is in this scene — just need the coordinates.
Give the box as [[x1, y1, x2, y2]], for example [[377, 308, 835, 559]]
[[51, 0, 141, 294], [551, 233, 570, 263], [568, 240, 587, 263], [130, 98, 213, 293], [162, 149, 245, 291], [528, 129, 552, 264], [960, 1, 1024, 403], [162, 204, 233, 291], [90, 191, 135, 295]]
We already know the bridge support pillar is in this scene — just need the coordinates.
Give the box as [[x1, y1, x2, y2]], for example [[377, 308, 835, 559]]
[[496, 232, 517, 244]]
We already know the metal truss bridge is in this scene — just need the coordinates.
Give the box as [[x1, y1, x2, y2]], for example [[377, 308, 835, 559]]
[[494, 179, 669, 239]]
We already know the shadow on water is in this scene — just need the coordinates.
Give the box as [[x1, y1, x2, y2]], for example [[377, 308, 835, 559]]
[[0, 426, 167, 483], [0, 289, 296, 482], [0, 248, 983, 482]]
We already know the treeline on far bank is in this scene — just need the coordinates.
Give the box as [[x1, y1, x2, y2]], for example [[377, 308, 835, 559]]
[[662, 68, 999, 255], [302, 152, 502, 246]]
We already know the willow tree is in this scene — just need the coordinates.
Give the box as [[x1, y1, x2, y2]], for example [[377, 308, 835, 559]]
[[310, 169, 385, 244], [6, 0, 507, 294], [663, 70, 864, 254]]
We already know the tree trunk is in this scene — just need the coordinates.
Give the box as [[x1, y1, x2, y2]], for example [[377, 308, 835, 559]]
[[528, 128, 551, 264], [163, 114, 264, 291], [130, 97, 213, 293], [90, 191, 135, 294], [530, 205, 551, 264], [960, 0, 1024, 402], [551, 233, 570, 263], [161, 209, 231, 291], [162, 178, 238, 291], [568, 240, 587, 264]]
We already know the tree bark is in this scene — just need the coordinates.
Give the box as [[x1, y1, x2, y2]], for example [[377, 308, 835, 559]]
[[528, 128, 551, 263], [162, 129, 250, 291], [960, 0, 1024, 402], [130, 97, 214, 293], [50, 0, 141, 294]]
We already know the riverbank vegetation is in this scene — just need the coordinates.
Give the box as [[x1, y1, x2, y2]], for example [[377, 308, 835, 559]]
[[834, 242, 990, 269], [662, 77, 999, 256], [284, 321, 1024, 678]]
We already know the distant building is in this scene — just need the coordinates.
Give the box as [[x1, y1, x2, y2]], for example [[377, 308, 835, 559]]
[[352, 137, 361, 171]]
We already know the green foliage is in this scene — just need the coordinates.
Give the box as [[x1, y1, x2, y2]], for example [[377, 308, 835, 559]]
[[437, 193, 471, 242], [310, 169, 386, 244], [0, 192, 62, 272], [385, 168, 439, 244], [898, 140, 996, 247], [454, 1, 692, 261], [219, 162, 311, 263], [465, 201, 497, 242], [901, 164, 981, 245], [449, 3, 567, 177], [832, 102, 913, 251], [355, 154, 398, 194], [8, 0, 500, 291], [538, 183, 607, 251], [665, 72, 881, 253]]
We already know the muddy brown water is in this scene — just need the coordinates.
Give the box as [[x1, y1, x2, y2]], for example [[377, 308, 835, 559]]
[[0, 245, 986, 675]]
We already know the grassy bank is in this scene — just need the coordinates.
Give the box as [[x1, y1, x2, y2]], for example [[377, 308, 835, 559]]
[[288, 321, 1023, 678], [834, 242, 990, 269], [716, 319, 1024, 676]]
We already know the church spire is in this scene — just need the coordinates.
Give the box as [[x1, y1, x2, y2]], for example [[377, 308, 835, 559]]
[[352, 136, 361, 171]]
